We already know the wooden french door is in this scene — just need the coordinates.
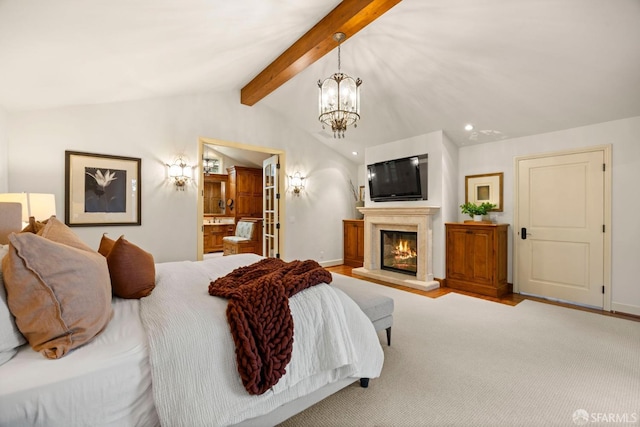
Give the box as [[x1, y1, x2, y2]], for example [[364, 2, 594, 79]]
[[263, 155, 279, 258], [516, 148, 608, 308]]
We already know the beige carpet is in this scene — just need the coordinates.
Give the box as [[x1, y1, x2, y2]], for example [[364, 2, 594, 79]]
[[278, 279, 640, 427]]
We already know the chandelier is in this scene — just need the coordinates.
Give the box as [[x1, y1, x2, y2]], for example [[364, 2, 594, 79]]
[[202, 157, 219, 175], [318, 32, 362, 138]]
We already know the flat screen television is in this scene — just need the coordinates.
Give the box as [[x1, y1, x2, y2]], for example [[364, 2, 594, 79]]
[[367, 154, 428, 202]]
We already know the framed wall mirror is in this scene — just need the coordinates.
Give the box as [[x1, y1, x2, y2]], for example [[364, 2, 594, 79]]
[[203, 174, 228, 215]]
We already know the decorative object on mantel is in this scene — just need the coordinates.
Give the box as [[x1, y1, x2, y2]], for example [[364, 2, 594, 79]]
[[355, 185, 365, 219], [355, 200, 364, 219], [349, 179, 364, 219], [318, 32, 361, 138], [465, 172, 503, 212], [460, 202, 497, 223]]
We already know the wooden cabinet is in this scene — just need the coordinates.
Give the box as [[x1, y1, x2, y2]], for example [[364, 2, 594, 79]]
[[203, 224, 235, 253], [445, 223, 510, 297], [227, 166, 263, 221], [343, 219, 364, 267]]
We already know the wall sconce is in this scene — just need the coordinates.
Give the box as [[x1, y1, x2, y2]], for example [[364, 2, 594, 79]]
[[0, 193, 57, 226], [289, 172, 305, 196], [167, 156, 192, 190]]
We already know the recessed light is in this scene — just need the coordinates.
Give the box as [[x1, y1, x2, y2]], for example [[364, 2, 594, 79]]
[[352, 151, 358, 156], [464, 124, 474, 131]]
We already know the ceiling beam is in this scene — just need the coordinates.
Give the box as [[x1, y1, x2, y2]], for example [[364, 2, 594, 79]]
[[240, 0, 402, 106]]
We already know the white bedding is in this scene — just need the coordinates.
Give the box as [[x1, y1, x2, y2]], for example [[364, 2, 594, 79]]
[[0, 253, 384, 427], [141, 253, 384, 427], [0, 297, 159, 427]]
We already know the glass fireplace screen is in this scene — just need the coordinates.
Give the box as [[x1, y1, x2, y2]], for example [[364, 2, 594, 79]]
[[380, 230, 418, 276]]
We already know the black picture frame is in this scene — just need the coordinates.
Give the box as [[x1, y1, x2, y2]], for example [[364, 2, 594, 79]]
[[65, 151, 141, 226]]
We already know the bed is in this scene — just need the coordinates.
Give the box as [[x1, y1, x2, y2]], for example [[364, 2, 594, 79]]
[[0, 204, 384, 427]]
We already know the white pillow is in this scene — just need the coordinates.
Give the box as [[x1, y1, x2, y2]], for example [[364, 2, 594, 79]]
[[0, 244, 27, 365]]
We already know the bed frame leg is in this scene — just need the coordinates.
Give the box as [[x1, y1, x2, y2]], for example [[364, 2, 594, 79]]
[[386, 327, 391, 346], [360, 378, 369, 388]]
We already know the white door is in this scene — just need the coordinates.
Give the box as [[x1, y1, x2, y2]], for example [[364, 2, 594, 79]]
[[263, 155, 279, 258], [516, 150, 605, 308]]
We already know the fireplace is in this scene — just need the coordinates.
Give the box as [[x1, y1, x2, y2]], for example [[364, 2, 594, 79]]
[[352, 206, 440, 292], [380, 230, 417, 276]]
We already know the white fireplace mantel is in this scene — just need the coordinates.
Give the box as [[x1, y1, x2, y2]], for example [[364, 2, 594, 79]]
[[353, 206, 441, 291]]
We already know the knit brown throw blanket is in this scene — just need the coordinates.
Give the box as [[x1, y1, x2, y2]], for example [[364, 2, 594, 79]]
[[208, 258, 333, 395]]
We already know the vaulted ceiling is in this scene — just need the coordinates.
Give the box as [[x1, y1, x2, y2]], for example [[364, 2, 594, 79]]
[[1, 0, 639, 163]]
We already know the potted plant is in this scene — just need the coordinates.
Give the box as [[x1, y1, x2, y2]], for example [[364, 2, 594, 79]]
[[460, 202, 496, 222]]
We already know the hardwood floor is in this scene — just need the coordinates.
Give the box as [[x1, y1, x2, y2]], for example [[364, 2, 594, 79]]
[[327, 264, 640, 322]]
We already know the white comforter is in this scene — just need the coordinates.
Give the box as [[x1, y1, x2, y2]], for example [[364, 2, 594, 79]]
[[140, 254, 384, 427]]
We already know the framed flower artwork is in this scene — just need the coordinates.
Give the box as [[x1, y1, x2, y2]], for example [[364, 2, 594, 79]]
[[65, 151, 141, 226]]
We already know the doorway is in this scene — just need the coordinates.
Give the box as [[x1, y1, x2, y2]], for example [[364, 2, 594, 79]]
[[196, 137, 286, 261], [514, 145, 611, 310]]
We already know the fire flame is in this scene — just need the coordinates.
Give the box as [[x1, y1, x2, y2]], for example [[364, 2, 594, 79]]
[[392, 239, 417, 260]]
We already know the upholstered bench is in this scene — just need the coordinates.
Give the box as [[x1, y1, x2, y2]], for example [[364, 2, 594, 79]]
[[331, 276, 393, 388], [332, 278, 394, 347]]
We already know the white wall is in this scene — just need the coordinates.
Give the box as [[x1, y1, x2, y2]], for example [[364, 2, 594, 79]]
[[441, 132, 459, 229], [458, 116, 640, 315], [6, 91, 358, 263], [364, 131, 456, 278], [0, 107, 7, 192]]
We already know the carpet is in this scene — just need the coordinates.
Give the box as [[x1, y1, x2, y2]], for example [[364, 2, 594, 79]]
[[278, 279, 640, 427]]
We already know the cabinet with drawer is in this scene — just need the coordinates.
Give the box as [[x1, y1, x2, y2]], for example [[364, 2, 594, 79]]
[[203, 224, 235, 253]]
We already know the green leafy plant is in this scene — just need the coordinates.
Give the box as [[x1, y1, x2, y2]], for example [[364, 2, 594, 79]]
[[460, 202, 496, 218]]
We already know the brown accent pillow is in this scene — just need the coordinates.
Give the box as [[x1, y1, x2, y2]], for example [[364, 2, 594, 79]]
[[103, 236, 155, 299], [2, 231, 112, 359], [20, 216, 48, 234], [39, 217, 95, 252], [97, 233, 116, 257]]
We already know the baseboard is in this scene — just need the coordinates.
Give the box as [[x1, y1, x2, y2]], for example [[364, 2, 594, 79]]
[[611, 302, 640, 317], [319, 259, 343, 268]]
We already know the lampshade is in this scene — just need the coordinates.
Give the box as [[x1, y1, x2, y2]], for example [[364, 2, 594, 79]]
[[0, 193, 57, 222], [28, 194, 57, 221]]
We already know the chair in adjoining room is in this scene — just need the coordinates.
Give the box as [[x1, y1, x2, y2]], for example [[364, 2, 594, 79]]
[[222, 218, 263, 256]]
